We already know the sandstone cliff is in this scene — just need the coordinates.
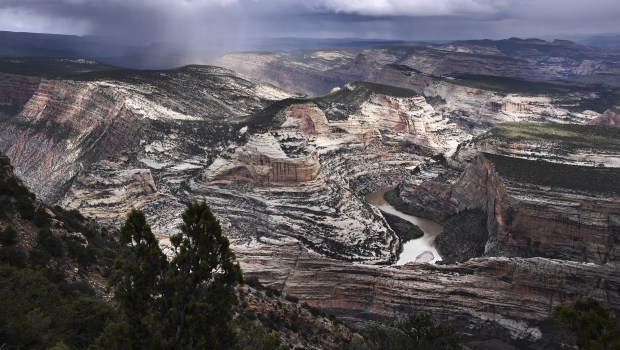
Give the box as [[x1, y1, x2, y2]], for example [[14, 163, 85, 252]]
[[3, 58, 619, 347], [0, 66, 293, 205], [239, 250, 620, 344], [196, 82, 468, 263], [217, 38, 620, 97], [590, 109, 620, 127], [400, 123, 620, 264], [204, 133, 321, 185]]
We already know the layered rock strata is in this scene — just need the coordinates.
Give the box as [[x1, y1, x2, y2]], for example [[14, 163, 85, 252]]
[[197, 82, 468, 262], [204, 133, 321, 185], [400, 125, 620, 264], [217, 38, 620, 97], [239, 251, 620, 343], [454, 154, 620, 262], [217, 40, 615, 137], [3, 60, 619, 345], [0, 66, 293, 204]]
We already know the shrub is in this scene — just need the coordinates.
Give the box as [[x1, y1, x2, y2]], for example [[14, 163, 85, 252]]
[[553, 298, 620, 350], [0, 226, 18, 246]]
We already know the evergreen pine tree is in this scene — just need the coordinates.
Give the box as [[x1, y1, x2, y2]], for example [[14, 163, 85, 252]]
[[554, 298, 620, 350], [108, 209, 167, 349], [163, 202, 242, 349], [102, 204, 242, 349]]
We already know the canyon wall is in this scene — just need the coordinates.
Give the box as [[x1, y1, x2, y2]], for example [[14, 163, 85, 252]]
[[204, 133, 321, 185], [0, 74, 40, 120], [239, 250, 620, 342], [0, 79, 142, 203], [418, 154, 620, 263]]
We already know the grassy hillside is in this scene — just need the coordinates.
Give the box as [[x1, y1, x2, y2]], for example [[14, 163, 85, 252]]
[[481, 122, 620, 152], [484, 153, 620, 195]]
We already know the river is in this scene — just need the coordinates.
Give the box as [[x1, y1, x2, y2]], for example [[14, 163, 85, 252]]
[[366, 188, 443, 265]]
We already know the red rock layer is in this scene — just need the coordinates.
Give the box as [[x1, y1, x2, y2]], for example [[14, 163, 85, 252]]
[[0, 79, 142, 202]]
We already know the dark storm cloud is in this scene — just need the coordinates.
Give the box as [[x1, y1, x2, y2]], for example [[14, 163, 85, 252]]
[[0, 0, 619, 47]]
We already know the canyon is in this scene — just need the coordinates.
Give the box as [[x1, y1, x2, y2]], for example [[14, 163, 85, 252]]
[[0, 38, 619, 348], [216, 38, 620, 95]]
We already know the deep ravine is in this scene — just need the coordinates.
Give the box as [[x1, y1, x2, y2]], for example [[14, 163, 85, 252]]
[[366, 187, 443, 264]]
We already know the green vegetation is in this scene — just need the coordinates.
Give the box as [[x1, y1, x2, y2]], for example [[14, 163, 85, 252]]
[[0, 171, 122, 349], [481, 122, 620, 152], [351, 313, 462, 350], [1, 152, 469, 349], [0, 183, 289, 350], [484, 153, 620, 195], [382, 211, 424, 241], [101, 209, 168, 349], [448, 74, 573, 95], [0, 264, 116, 349], [100, 203, 243, 349], [235, 318, 283, 350], [577, 89, 620, 114], [553, 298, 620, 350], [239, 98, 302, 132], [383, 189, 418, 217], [0, 158, 38, 221]]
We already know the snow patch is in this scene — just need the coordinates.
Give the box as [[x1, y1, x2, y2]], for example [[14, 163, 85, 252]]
[[140, 158, 169, 169]]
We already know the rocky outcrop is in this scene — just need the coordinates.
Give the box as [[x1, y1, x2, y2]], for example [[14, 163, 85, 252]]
[[0, 74, 40, 120], [239, 251, 620, 342], [204, 133, 321, 185], [426, 154, 620, 263], [0, 153, 116, 297], [435, 209, 488, 263], [399, 122, 620, 264], [3, 58, 619, 346], [217, 39, 620, 135], [196, 82, 470, 263], [0, 79, 143, 203], [48, 81, 456, 264], [474, 154, 619, 262], [590, 109, 620, 126], [454, 122, 620, 168], [0, 66, 293, 204]]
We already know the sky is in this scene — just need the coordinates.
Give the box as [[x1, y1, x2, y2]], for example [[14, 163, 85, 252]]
[[0, 0, 619, 50]]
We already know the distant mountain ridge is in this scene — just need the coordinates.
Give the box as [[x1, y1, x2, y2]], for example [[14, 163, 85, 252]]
[[4, 29, 619, 72]]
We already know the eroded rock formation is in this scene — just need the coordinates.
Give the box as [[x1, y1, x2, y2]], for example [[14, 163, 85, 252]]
[[204, 133, 321, 185], [240, 251, 620, 342], [0, 66, 293, 204], [2, 58, 619, 347], [453, 154, 620, 262], [400, 124, 620, 264]]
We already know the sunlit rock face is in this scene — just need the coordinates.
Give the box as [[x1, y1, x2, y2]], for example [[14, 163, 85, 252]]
[[1, 56, 619, 347], [0, 66, 293, 204], [204, 83, 468, 190], [452, 154, 620, 263], [197, 81, 468, 264], [0, 78, 143, 203], [204, 133, 321, 185], [398, 123, 620, 264]]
